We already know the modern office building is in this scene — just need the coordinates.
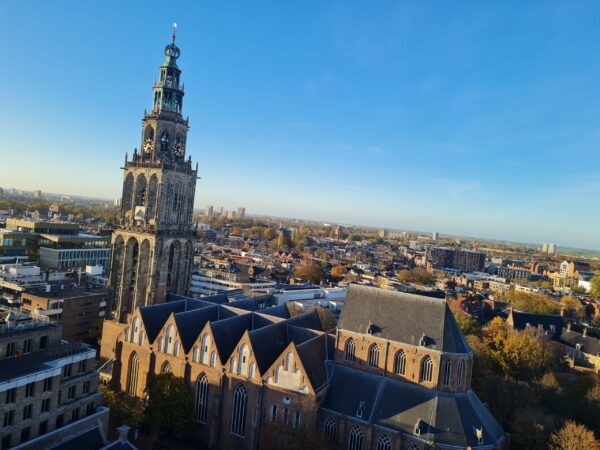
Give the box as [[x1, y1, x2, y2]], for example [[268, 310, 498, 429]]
[[427, 247, 486, 273]]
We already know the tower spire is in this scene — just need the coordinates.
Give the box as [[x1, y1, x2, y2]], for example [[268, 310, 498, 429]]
[[172, 22, 177, 44]]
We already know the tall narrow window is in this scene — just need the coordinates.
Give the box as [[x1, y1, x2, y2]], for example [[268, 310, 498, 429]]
[[165, 325, 174, 353], [271, 404, 277, 422], [127, 352, 139, 396], [457, 360, 464, 388], [195, 374, 209, 424], [248, 362, 255, 378], [368, 344, 379, 368], [376, 435, 392, 450], [324, 418, 337, 444], [230, 356, 236, 373], [201, 334, 211, 365], [210, 351, 217, 367], [420, 355, 433, 382], [285, 352, 293, 371], [344, 338, 355, 362], [348, 426, 364, 450], [443, 360, 452, 387], [394, 350, 406, 375], [131, 317, 138, 343], [230, 384, 247, 436]]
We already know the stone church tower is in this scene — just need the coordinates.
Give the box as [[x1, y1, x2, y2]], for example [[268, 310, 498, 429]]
[[108, 29, 197, 321]]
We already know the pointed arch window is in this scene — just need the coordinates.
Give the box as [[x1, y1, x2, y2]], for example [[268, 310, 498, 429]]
[[443, 360, 452, 386], [138, 331, 145, 346], [157, 337, 164, 353], [126, 352, 139, 396], [270, 404, 277, 422], [210, 351, 217, 367], [348, 426, 364, 450], [230, 384, 247, 436], [394, 350, 406, 375], [457, 360, 465, 388], [192, 346, 199, 363], [368, 344, 379, 368], [201, 334, 211, 365], [344, 338, 356, 362], [160, 361, 171, 374], [174, 341, 180, 357], [131, 317, 138, 343], [407, 445, 419, 450], [165, 325, 174, 353], [324, 417, 337, 444], [195, 373, 209, 424], [420, 355, 433, 382], [285, 352, 293, 371], [376, 435, 391, 450], [248, 362, 255, 379], [230, 356, 236, 373]]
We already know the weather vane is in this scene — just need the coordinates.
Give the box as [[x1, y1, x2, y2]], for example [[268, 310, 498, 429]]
[[172, 22, 177, 43]]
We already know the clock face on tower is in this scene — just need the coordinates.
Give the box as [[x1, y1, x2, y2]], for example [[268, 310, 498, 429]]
[[143, 138, 154, 153]]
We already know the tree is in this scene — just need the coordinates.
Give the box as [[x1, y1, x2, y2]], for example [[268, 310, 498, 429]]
[[560, 296, 583, 319], [505, 290, 561, 314], [330, 265, 346, 280], [99, 385, 144, 429], [591, 277, 600, 298], [454, 313, 481, 336], [549, 421, 600, 450], [144, 373, 194, 439], [293, 259, 324, 284], [397, 268, 436, 286]]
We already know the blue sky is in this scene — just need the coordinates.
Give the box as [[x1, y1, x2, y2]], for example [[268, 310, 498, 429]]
[[1, 1, 599, 249]]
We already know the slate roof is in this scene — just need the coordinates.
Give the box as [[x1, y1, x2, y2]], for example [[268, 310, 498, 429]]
[[49, 425, 106, 450], [560, 329, 600, 355], [509, 309, 564, 337], [322, 364, 505, 448], [296, 333, 330, 390], [338, 284, 471, 353]]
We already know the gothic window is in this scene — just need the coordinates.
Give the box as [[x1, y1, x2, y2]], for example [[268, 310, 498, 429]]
[[165, 325, 174, 353], [283, 408, 289, 424], [134, 174, 147, 207], [368, 344, 380, 368], [195, 373, 209, 424], [407, 445, 419, 450], [275, 364, 282, 383], [126, 352, 139, 396], [420, 356, 433, 382], [394, 350, 406, 375], [293, 410, 301, 429], [237, 344, 249, 375], [146, 175, 158, 220], [324, 418, 337, 444], [444, 360, 452, 387], [201, 334, 211, 365], [160, 361, 171, 374], [376, 435, 392, 450], [348, 426, 363, 450], [210, 351, 217, 367], [344, 338, 356, 362], [157, 337, 163, 352], [285, 352, 293, 371], [193, 346, 199, 363], [230, 384, 247, 436], [457, 360, 465, 388], [138, 331, 145, 346], [174, 341, 180, 356], [248, 362, 255, 378], [230, 356, 236, 373], [271, 404, 277, 422], [122, 173, 134, 214], [131, 317, 138, 343], [143, 125, 154, 142]]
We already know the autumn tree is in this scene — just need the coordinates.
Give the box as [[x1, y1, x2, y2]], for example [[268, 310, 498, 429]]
[[294, 259, 324, 284], [505, 290, 561, 314], [397, 268, 435, 286], [549, 421, 600, 450], [330, 265, 346, 280], [560, 296, 583, 319], [591, 277, 600, 298], [454, 313, 481, 337], [144, 373, 194, 439]]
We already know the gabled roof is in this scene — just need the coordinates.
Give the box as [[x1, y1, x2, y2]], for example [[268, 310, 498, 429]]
[[560, 329, 600, 355], [211, 314, 254, 363], [338, 284, 471, 353], [508, 309, 564, 337], [173, 306, 219, 352], [296, 334, 330, 390], [322, 364, 505, 448], [249, 321, 289, 373]]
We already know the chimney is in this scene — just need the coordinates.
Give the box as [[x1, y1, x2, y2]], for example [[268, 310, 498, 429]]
[[116, 425, 131, 442]]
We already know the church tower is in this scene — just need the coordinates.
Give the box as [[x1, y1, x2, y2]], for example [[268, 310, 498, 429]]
[[108, 27, 197, 321]]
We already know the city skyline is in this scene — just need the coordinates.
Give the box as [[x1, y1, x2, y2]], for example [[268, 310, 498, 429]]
[[1, 1, 599, 249]]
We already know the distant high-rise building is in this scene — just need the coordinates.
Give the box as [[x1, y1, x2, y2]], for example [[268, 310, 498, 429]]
[[427, 247, 486, 272], [378, 228, 387, 238], [432, 231, 440, 240], [113, 197, 121, 207], [32, 189, 42, 198], [217, 206, 224, 216], [237, 207, 246, 218], [205, 205, 214, 216], [541, 242, 556, 255]]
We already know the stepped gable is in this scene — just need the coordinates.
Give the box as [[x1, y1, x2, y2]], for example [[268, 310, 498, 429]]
[[339, 284, 471, 353]]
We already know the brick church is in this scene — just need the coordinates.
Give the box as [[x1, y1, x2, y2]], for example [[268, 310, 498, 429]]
[[100, 32, 507, 450]]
